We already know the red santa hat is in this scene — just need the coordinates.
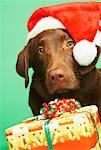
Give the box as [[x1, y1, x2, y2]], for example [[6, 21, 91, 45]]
[[27, 2, 101, 66]]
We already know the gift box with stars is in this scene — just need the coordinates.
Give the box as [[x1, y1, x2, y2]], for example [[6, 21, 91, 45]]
[[5, 98, 101, 150]]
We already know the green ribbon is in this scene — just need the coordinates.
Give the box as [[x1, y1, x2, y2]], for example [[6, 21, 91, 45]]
[[44, 120, 54, 150], [42, 99, 81, 150], [76, 99, 81, 109]]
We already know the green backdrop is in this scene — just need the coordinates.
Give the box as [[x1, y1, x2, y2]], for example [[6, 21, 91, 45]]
[[0, 0, 101, 149]]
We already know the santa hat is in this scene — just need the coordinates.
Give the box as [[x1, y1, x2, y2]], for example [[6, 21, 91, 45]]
[[27, 2, 101, 66]]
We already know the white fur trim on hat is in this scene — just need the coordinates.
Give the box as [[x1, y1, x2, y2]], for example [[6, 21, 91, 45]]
[[73, 40, 97, 66], [93, 30, 101, 47], [27, 16, 66, 42], [94, 19, 101, 47]]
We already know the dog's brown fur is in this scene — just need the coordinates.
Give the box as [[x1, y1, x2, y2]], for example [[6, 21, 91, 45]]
[[16, 29, 101, 116]]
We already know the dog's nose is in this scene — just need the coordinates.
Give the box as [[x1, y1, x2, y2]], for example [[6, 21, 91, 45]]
[[49, 69, 65, 82]]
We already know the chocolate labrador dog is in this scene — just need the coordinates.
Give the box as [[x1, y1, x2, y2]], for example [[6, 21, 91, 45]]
[[16, 29, 101, 116]]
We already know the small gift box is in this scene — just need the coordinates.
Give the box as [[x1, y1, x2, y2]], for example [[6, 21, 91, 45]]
[[5, 99, 101, 150]]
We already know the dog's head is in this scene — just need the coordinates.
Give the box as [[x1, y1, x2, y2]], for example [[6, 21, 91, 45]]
[[16, 29, 100, 96]]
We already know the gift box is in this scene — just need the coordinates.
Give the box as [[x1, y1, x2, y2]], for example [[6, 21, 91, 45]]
[[6, 104, 101, 150]]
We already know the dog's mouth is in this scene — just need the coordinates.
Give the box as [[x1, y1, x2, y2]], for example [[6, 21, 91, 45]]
[[46, 81, 79, 96]]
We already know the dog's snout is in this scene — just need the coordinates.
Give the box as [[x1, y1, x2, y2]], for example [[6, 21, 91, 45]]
[[48, 69, 65, 82]]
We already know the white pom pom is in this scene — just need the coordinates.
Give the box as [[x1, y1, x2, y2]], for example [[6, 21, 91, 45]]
[[73, 40, 97, 66]]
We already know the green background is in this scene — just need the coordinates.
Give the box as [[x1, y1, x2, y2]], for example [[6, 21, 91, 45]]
[[0, 0, 101, 149]]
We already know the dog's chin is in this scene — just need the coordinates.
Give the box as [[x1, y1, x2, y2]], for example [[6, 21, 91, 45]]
[[55, 88, 71, 94], [48, 88, 77, 100]]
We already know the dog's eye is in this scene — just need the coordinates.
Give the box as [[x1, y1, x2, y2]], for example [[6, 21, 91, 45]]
[[66, 40, 74, 48], [37, 47, 44, 54]]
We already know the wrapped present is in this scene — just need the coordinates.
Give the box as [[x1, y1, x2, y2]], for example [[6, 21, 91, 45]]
[[5, 99, 101, 150]]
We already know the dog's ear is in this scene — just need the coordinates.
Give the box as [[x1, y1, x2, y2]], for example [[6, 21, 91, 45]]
[[78, 47, 100, 75], [16, 44, 31, 88]]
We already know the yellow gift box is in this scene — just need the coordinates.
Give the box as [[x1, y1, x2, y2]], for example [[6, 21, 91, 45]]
[[6, 105, 101, 150]]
